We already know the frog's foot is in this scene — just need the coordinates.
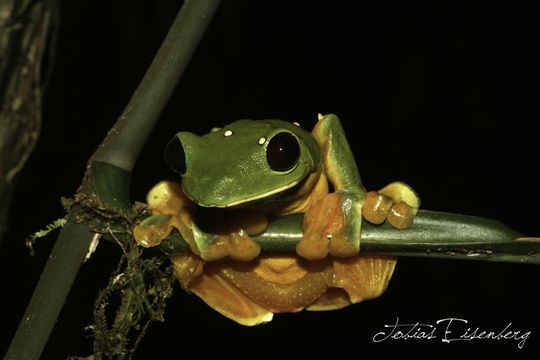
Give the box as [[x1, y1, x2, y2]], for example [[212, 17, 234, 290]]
[[297, 191, 362, 260], [192, 209, 267, 262], [331, 255, 397, 303], [363, 182, 420, 229], [133, 180, 196, 248], [133, 214, 175, 248]]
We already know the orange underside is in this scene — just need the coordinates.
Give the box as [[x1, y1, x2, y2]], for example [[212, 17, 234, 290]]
[[172, 253, 396, 325]]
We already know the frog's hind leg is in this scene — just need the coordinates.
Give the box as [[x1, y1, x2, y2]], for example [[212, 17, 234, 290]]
[[171, 253, 273, 326], [189, 272, 273, 326], [331, 255, 397, 304], [307, 255, 397, 311], [297, 114, 365, 260]]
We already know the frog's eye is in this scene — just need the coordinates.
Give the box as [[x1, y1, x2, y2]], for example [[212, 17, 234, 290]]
[[266, 132, 300, 172], [164, 136, 186, 175]]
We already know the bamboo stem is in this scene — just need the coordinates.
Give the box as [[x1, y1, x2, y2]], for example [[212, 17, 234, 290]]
[[91, 0, 222, 172], [4, 1, 221, 359], [4, 210, 95, 360]]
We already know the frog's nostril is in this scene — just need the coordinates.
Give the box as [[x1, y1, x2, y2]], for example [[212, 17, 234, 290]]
[[164, 136, 186, 176]]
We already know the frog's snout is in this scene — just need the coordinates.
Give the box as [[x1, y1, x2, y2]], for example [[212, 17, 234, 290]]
[[165, 132, 202, 177], [164, 134, 186, 176], [164, 131, 205, 177]]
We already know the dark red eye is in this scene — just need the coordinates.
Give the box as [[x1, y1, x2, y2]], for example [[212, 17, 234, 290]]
[[266, 132, 300, 171], [164, 136, 186, 175]]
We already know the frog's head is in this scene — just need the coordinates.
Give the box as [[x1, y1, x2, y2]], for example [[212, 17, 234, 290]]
[[164, 119, 321, 208]]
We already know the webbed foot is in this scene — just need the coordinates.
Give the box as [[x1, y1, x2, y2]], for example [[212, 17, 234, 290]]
[[363, 181, 420, 229], [134, 181, 195, 248], [191, 208, 266, 261], [133, 180, 266, 262]]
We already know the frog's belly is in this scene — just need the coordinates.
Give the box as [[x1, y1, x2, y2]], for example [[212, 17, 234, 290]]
[[176, 253, 396, 325], [205, 255, 333, 313]]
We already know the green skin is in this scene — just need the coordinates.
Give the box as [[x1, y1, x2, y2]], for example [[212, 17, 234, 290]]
[[177, 119, 321, 207], [167, 114, 365, 259]]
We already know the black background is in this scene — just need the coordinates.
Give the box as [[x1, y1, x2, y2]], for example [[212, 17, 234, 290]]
[[1, 0, 539, 359]]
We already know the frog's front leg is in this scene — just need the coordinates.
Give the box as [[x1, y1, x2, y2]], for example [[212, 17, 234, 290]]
[[133, 181, 197, 249], [134, 180, 265, 262], [297, 114, 366, 259], [191, 207, 266, 261]]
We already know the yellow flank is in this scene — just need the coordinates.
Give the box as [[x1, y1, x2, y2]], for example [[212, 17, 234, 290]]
[[273, 170, 329, 216]]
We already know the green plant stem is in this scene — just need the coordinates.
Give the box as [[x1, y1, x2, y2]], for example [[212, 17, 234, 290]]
[[92, 0, 222, 172], [160, 210, 540, 265], [5, 1, 221, 359], [4, 209, 95, 360]]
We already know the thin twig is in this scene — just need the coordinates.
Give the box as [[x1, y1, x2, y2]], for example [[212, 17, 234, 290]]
[[159, 210, 540, 265]]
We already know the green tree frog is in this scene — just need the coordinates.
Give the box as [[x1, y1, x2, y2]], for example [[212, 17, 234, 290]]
[[134, 114, 419, 325]]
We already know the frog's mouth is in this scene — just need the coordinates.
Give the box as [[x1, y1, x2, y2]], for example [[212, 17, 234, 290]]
[[185, 178, 303, 209], [196, 169, 322, 210]]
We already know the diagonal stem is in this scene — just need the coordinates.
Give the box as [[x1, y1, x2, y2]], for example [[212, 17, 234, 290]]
[[4, 209, 95, 360], [91, 0, 222, 172], [4, 1, 221, 359]]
